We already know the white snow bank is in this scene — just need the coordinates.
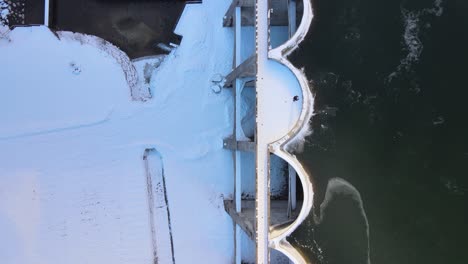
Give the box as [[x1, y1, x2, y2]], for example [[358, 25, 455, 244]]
[[0, 0, 239, 263], [0, 26, 129, 139], [0, 24, 9, 41], [132, 55, 165, 98], [57, 31, 151, 101]]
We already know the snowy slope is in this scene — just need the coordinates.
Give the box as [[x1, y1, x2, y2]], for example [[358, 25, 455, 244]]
[[0, 1, 237, 263]]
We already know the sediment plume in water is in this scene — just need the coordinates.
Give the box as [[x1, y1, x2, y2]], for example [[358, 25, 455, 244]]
[[313, 178, 370, 264]]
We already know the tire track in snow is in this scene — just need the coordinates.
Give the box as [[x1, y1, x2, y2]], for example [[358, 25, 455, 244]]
[[0, 110, 114, 141]]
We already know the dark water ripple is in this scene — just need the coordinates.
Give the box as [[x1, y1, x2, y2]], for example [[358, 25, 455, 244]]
[[289, 0, 468, 263]]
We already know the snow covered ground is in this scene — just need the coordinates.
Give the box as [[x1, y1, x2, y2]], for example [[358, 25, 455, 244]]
[[57, 31, 151, 101], [0, 0, 243, 263]]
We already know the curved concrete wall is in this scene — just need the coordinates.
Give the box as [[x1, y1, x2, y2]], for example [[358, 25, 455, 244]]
[[266, 0, 315, 263]]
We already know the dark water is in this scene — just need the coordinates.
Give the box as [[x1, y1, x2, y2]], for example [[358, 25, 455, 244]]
[[4, 0, 47, 26], [0, 0, 39, 25], [5, 0, 191, 58], [25, 0, 45, 24], [50, 0, 190, 58], [288, 0, 468, 263]]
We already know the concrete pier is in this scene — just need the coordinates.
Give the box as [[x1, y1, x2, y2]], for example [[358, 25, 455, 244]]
[[224, 200, 302, 241]]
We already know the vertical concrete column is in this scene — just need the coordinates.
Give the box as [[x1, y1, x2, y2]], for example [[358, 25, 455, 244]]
[[288, 0, 297, 38], [234, 6, 242, 215], [44, 0, 50, 26], [256, 0, 270, 263], [287, 0, 298, 219], [289, 165, 297, 211], [234, 6, 242, 264]]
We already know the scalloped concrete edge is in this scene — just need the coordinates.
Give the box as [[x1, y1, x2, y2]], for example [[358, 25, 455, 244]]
[[267, 0, 315, 263]]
